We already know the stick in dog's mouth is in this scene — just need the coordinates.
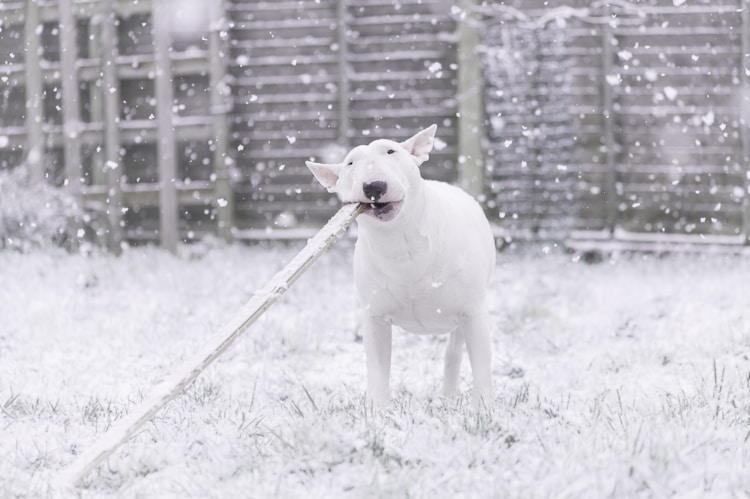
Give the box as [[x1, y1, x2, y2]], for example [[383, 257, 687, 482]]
[[343, 200, 403, 220]]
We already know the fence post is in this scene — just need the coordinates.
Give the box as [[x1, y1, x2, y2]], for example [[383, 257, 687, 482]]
[[152, 0, 179, 252], [23, 0, 45, 184], [336, 0, 350, 148], [209, 0, 234, 243], [58, 0, 83, 201], [457, 0, 485, 199], [87, 16, 105, 188], [600, 9, 619, 237], [99, 0, 124, 253], [741, 0, 750, 245]]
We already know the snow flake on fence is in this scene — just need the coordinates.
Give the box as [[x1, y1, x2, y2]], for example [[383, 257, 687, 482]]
[[427, 61, 443, 77], [663, 86, 678, 101]]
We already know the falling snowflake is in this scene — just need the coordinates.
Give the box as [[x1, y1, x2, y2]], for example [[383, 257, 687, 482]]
[[617, 50, 633, 61], [605, 74, 621, 86], [663, 87, 678, 101], [427, 62, 442, 75]]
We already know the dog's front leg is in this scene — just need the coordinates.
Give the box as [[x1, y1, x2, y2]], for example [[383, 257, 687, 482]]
[[362, 314, 392, 408], [460, 309, 493, 408], [443, 330, 463, 397]]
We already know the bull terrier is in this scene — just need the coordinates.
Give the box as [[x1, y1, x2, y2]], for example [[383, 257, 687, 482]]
[[306, 125, 495, 408]]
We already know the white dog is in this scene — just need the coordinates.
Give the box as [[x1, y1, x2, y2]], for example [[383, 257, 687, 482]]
[[306, 125, 495, 408]]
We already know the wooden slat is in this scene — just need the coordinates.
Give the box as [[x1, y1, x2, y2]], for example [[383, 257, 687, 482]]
[[58, 0, 83, 200], [740, 0, 750, 243], [208, 0, 234, 242], [98, 0, 124, 252], [152, 0, 178, 251], [22, 0, 45, 184]]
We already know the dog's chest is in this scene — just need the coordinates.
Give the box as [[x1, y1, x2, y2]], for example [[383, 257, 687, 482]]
[[358, 264, 466, 333], [353, 204, 489, 333], [383, 281, 461, 333]]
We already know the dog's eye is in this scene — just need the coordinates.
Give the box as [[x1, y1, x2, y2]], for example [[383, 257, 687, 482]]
[[387, 149, 396, 155], [347, 161, 353, 167]]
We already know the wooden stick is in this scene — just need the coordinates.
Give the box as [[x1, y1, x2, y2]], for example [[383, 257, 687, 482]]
[[56, 203, 363, 489]]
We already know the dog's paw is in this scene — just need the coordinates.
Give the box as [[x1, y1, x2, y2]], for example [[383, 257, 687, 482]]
[[364, 393, 390, 413]]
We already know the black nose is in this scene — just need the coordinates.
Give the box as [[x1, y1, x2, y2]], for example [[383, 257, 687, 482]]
[[363, 181, 387, 201]]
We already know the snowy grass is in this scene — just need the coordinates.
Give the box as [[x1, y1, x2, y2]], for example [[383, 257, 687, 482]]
[[1, 241, 750, 497]]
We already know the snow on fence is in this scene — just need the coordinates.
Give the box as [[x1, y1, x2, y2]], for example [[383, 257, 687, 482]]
[[480, 0, 750, 248], [1, 0, 750, 250]]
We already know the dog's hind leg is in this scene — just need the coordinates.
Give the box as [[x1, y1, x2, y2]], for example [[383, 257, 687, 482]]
[[363, 315, 392, 408], [443, 330, 463, 397], [460, 309, 493, 408]]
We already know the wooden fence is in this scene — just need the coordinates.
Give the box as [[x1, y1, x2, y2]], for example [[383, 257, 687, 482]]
[[0, 0, 462, 251], [482, 0, 750, 249], [1, 0, 750, 251], [0, 0, 236, 251]]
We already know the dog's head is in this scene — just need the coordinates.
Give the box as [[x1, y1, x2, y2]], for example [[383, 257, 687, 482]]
[[306, 125, 437, 222]]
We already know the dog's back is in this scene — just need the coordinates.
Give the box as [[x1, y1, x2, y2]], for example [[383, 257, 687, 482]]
[[424, 179, 496, 282]]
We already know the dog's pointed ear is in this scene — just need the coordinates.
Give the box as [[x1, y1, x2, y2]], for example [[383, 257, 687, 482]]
[[401, 124, 437, 166], [306, 160, 341, 192]]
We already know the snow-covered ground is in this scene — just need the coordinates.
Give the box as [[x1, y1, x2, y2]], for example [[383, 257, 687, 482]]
[[1, 241, 749, 497]]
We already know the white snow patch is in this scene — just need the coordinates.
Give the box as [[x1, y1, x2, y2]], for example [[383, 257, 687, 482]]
[[1, 245, 749, 496]]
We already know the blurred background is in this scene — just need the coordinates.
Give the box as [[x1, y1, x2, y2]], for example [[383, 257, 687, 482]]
[[0, 0, 748, 252]]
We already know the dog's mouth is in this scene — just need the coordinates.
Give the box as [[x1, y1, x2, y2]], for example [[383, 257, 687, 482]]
[[359, 200, 403, 221]]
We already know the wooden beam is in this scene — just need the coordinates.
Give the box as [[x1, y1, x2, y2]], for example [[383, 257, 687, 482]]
[[152, 0, 179, 251], [58, 0, 83, 200], [87, 23, 105, 189], [23, 0, 45, 184], [99, 0, 124, 253], [336, 0, 350, 147], [601, 11, 619, 237], [208, 0, 234, 243], [740, 0, 750, 245], [456, 0, 485, 199]]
